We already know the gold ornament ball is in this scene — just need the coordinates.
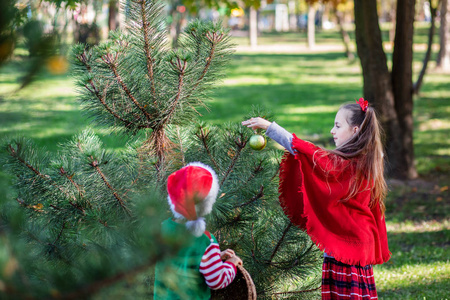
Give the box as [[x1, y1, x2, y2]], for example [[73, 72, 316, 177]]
[[248, 134, 266, 150]]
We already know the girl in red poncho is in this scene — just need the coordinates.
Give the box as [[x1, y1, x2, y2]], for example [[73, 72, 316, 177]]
[[242, 99, 390, 299]]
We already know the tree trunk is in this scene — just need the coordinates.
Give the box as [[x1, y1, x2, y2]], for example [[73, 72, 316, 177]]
[[308, 5, 315, 49], [391, 0, 418, 179], [389, 5, 396, 43], [170, 8, 185, 49], [354, 0, 417, 179], [437, 0, 450, 69], [249, 7, 258, 48], [414, 1, 438, 94], [334, 8, 354, 59], [108, 0, 119, 32], [288, 1, 297, 31]]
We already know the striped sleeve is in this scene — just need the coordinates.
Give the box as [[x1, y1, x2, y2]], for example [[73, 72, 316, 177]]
[[199, 243, 237, 290]]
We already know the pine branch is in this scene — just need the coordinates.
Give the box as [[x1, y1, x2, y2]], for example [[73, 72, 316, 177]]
[[195, 125, 219, 170], [8, 144, 45, 178], [84, 80, 141, 129], [175, 126, 185, 165], [75, 52, 139, 129], [7, 144, 85, 214], [89, 158, 132, 216], [147, 57, 187, 165], [185, 32, 223, 99], [52, 222, 66, 245], [245, 160, 264, 183], [103, 54, 152, 121], [25, 229, 72, 265], [237, 185, 264, 208], [16, 198, 45, 212], [272, 286, 321, 296], [274, 242, 316, 271], [59, 257, 159, 300], [219, 135, 246, 187], [269, 222, 292, 264], [139, 0, 157, 98], [58, 167, 84, 198], [250, 222, 259, 262], [164, 57, 187, 123]]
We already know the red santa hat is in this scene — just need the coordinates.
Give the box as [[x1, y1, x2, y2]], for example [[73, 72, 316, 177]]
[[167, 162, 219, 236]]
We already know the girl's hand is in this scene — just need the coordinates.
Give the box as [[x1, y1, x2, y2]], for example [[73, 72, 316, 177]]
[[242, 117, 272, 130], [220, 249, 235, 260]]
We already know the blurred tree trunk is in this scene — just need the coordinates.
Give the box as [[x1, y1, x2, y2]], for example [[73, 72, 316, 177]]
[[308, 4, 315, 48], [334, 7, 353, 59], [170, 4, 185, 48], [288, 0, 297, 30], [249, 6, 258, 48], [73, 3, 100, 45], [389, 4, 396, 43], [414, 0, 439, 94], [437, 0, 450, 69], [108, 0, 119, 32], [354, 0, 418, 179]]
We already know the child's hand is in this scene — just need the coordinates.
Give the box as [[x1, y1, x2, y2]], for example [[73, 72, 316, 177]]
[[226, 255, 243, 267], [242, 117, 272, 130], [220, 249, 235, 260]]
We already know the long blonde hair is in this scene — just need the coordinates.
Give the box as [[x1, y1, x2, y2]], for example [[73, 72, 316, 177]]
[[326, 103, 387, 215]]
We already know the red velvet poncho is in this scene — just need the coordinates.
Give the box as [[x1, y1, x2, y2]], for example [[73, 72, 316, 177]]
[[279, 135, 391, 266]]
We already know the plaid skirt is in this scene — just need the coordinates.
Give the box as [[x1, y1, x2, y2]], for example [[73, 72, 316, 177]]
[[322, 257, 378, 300]]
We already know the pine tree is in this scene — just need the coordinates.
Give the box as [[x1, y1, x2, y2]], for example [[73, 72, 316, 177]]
[[70, 0, 232, 170], [0, 0, 322, 299]]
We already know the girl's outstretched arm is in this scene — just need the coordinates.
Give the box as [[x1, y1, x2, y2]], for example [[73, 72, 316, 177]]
[[242, 117, 272, 130], [242, 118, 295, 155]]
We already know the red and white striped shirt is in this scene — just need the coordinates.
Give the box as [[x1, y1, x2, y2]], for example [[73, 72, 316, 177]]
[[199, 242, 236, 290]]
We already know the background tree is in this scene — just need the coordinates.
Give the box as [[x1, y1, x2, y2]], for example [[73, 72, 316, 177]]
[[437, 0, 450, 69], [241, 0, 261, 49], [306, 0, 354, 59], [168, 0, 238, 48], [249, 5, 258, 48], [355, 0, 418, 179], [1, 0, 322, 298], [109, 0, 120, 31], [306, 1, 316, 48], [413, 0, 440, 94], [332, 1, 354, 60], [0, 0, 83, 89]]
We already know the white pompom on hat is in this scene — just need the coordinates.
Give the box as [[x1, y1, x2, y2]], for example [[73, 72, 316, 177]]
[[167, 162, 219, 236]]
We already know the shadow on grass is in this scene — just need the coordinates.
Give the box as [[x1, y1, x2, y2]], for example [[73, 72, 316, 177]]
[[386, 186, 449, 223], [386, 230, 449, 266], [0, 111, 24, 125]]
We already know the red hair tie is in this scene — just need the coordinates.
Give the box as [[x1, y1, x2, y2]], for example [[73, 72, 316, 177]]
[[357, 98, 369, 112]]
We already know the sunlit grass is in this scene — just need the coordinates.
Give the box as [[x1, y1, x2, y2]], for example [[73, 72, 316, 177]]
[[375, 262, 449, 299], [281, 105, 341, 114]]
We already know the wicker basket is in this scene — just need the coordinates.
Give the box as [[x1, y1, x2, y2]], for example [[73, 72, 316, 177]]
[[210, 265, 257, 300]]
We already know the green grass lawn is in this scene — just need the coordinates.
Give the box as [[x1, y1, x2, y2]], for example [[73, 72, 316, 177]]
[[1, 28, 449, 299]]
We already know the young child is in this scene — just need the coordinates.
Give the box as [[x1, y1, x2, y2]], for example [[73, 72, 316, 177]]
[[242, 99, 390, 299], [154, 162, 243, 300]]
